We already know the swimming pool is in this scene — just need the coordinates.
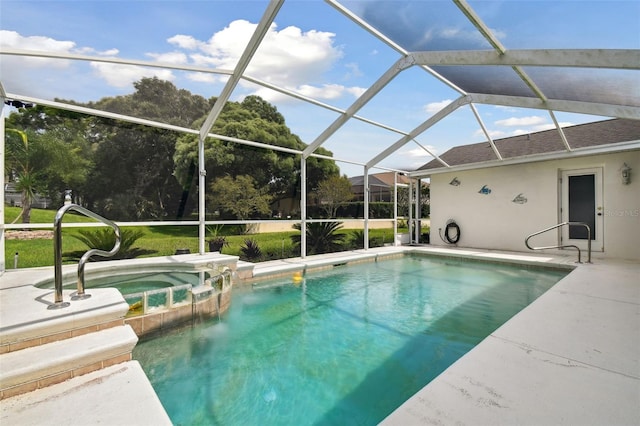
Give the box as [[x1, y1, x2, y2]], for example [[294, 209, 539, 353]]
[[133, 255, 568, 425]]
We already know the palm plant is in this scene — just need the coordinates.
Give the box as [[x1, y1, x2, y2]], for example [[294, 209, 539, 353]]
[[240, 238, 263, 261], [63, 228, 154, 261], [349, 229, 365, 249], [5, 129, 37, 224], [291, 221, 345, 255]]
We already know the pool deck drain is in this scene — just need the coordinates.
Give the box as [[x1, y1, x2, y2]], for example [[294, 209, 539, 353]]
[[1, 247, 638, 425]]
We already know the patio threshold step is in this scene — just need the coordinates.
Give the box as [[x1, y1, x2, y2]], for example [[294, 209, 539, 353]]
[[0, 324, 138, 399], [0, 361, 172, 425]]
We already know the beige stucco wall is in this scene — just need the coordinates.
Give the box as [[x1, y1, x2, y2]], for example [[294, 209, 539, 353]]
[[430, 150, 640, 260]]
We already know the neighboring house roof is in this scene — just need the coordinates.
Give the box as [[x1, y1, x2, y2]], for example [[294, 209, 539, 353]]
[[348, 172, 412, 189], [349, 174, 388, 189], [371, 172, 411, 186], [419, 118, 640, 171]]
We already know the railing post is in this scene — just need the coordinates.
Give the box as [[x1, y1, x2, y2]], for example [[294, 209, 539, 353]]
[[49, 204, 121, 310], [50, 206, 71, 309], [524, 221, 592, 264]]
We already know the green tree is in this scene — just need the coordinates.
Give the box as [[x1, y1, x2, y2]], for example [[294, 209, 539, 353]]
[[5, 105, 95, 214], [83, 78, 213, 220], [209, 175, 272, 220], [173, 96, 340, 213], [315, 175, 353, 218]]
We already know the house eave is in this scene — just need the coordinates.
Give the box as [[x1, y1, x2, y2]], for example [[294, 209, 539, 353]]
[[410, 139, 640, 178]]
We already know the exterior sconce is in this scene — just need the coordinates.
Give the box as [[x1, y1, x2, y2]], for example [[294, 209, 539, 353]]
[[449, 177, 460, 186], [621, 163, 631, 185]]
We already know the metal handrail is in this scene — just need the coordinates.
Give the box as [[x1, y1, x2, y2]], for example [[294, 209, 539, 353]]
[[49, 204, 121, 310], [525, 221, 591, 263]]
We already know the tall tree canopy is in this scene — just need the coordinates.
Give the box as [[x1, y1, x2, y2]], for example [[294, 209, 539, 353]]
[[5, 78, 341, 221], [173, 94, 340, 219]]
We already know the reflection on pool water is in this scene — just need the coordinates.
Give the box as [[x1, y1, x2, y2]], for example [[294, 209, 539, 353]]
[[133, 255, 568, 425]]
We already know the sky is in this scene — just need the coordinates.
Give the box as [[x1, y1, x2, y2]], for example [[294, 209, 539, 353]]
[[1, 0, 638, 177]]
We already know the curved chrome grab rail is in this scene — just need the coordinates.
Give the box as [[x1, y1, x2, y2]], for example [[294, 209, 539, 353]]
[[525, 221, 591, 264], [50, 204, 121, 310]]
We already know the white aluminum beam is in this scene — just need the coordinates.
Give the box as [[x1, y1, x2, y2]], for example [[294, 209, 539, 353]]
[[411, 49, 640, 69], [0, 83, 6, 272], [4, 93, 406, 174], [469, 93, 640, 120], [3, 93, 305, 155], [327, 1, 466, 94], [366, 95, 470, 168], [410, 139, 451, 168], [1, 49, 424, 144], [302, 55, 414, 158], [549, 110, 572, 151], [198, 0, 283, 140], [470, 103, 502, 160], [0, 48, 235, 76]]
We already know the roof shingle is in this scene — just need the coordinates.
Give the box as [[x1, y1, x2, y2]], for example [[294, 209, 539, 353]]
[[419, 118, 640, 171]]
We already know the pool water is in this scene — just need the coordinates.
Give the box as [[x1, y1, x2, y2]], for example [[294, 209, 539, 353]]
[[133, 255, 567, 425], [37, 272, 201, 295]]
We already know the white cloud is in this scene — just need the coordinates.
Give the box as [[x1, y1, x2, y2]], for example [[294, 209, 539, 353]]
[[495, 116, 547, 127], [157, 19, 362, 101], [2, 19, 361, 102], [0, 30, 171, 93], [475, 128, 508, 139], [167, 34, 201, 50], [76, 47, 120, 56], [0, 30, 74, 53], [345, 86, 367, 98], [146, 51, 188, 64], [344, 62, 362, 79], [0, 30, 75, 69], [403, 146, 438, 158], [297, 84, 346, 100], [90, 62, 174, 88], [424, 99, 453, 115]]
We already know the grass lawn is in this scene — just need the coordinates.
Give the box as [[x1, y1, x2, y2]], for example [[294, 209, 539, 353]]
[[4, 206, 404, 269]]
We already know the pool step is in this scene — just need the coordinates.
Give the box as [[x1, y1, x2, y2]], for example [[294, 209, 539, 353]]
[[0, 287, 130, 354], [0, 324, 138, 399]]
